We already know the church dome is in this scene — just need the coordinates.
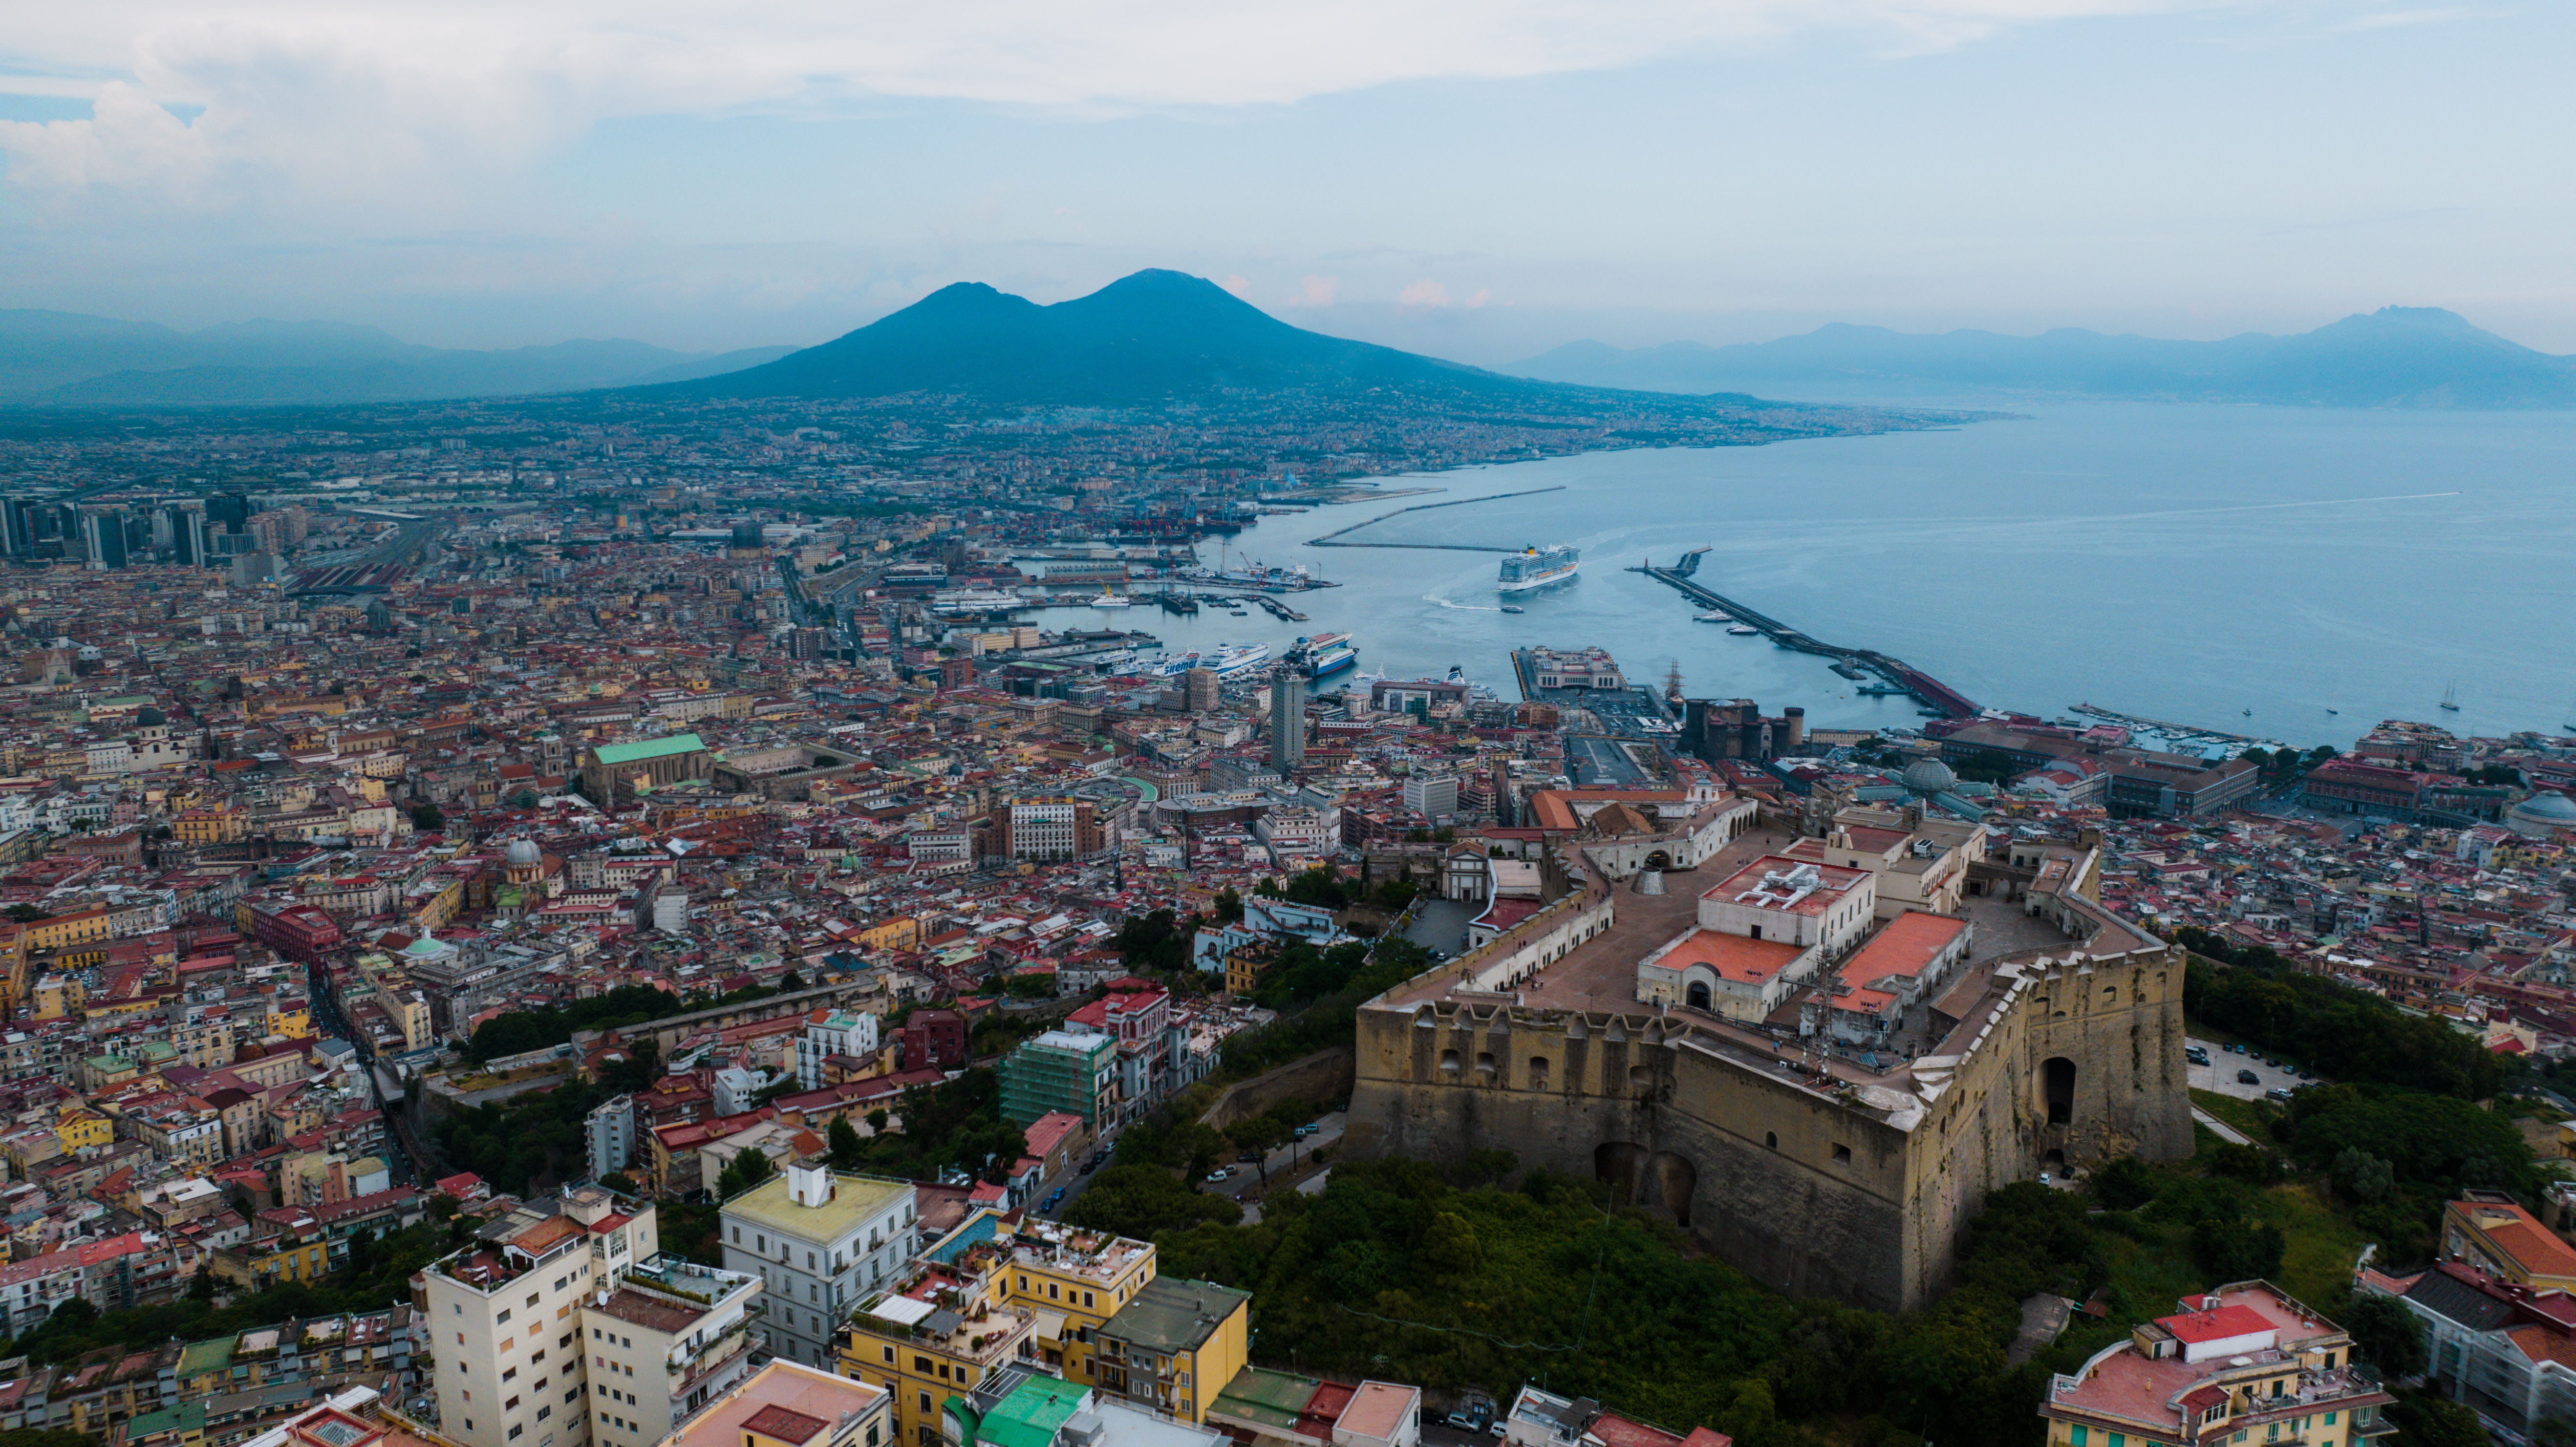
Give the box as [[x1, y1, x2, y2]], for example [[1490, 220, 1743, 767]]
[[1902, 760, 1958, 796], [2507, 790, 2576, 837], [505, 838, 543, 867]]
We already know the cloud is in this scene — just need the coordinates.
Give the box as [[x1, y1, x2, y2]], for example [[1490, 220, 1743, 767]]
[[1398, 280, 1492, 308], [1220, 275, 1253, 297], [1288, 275, 1340, 307], [0, 0, 2229, 219]]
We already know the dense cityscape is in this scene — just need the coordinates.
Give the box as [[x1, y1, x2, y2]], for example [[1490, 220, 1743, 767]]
[[0, 383, 2564, 1447]]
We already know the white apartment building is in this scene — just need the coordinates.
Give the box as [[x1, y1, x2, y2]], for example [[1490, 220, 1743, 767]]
[[720, 1165, 918, 1371], [794, 1011, 882, 1090], [426, 1183, 766, 1447], [581, 1255, 765, 1447]]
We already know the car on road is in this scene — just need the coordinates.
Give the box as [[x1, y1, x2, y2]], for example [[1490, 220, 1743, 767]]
[[1204, 1167, 1232, 1183], [1044, 1187, 1066, 1210], [1238, 1151, 1264, 1164], [1294, 1124, 1318, 1138], [2236, 1069, 2261, 1085]]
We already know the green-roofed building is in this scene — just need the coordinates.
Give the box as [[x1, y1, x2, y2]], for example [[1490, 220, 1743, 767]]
[[946, 1371, 1092, 1447], [581, 733, 711, 805], [126, 1399, 205, 1447]]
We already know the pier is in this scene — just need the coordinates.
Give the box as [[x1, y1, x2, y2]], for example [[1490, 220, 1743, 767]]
[[1307, 486, 1568, 549], [1631, 560, 1982, 719]]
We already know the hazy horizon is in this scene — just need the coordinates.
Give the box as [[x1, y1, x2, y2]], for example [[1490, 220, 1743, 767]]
[[5, 1, 2571, 361]]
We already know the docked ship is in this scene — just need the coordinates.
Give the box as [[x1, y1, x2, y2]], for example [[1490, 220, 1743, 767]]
[[1284, 632, 1358, 679], [1156, 651, 1202, 677], [1207, 642, 1272, 678], [929, 587, 1022, 617], [1497, 545, 1579, 593], [1088, 593, 1133, 609]]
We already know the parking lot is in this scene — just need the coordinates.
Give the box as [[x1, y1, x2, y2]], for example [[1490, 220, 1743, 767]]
[[2187, 1036, 2323, 1101]]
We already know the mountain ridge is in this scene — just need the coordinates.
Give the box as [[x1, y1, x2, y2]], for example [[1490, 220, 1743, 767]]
[[0, 309, 799, 405], [650, 268, 1518, 405], [1505, 306, 2576, 408]]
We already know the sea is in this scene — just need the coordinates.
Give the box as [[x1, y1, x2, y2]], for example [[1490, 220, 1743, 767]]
[[1027, 402, 2576, 751]]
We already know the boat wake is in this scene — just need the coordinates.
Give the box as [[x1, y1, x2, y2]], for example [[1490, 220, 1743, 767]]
[[1426, 595, 1500, 612]]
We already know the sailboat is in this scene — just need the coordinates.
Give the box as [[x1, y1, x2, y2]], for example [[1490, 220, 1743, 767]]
[[2438, 682, 2461, 712]]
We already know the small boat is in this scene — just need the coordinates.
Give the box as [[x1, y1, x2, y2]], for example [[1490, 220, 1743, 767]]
[[1694, 612, 1731, 624], [2241, 708, 2252, 717], [1499, 604, 1524, 614], [2439, 682, 2461, 712], [2326, 708, 2339, 715], [1727, 625, 1758, 637]]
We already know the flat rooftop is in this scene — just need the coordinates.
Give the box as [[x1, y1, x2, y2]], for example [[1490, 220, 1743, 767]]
[[1703, 856, 1871, 916]]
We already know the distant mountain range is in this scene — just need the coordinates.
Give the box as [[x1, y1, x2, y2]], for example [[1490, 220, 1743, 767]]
[[11, 285, 2563, 413], [0, 310, 795, 405], [652, 269, 1525, 405], [1507, 307, 2576, 408]]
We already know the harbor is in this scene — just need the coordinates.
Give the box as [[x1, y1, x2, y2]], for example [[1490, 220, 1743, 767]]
[[1630, 551, 1983, 720]]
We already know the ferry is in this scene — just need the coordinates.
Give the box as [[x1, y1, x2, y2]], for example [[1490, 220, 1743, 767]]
[[1088, 593, 1133, 609], [1497, 545, 1579, 593], [1284, 632, 1358, 678], [1499, 604, 1525, 614], [1207, 642, 1271, 678], [929, 587, 1021, 616], [1156, 652, 1202, 678]]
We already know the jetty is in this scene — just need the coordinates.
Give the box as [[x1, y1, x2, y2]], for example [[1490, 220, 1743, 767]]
[[1631, 553, 1981, 719], [1307, 486, 1568, 550]]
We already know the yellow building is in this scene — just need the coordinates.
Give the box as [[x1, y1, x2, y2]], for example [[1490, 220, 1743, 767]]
[[1093, 1276, 1251, 1425], [20, 908, 110, 953], [267, 1001, 314, 1039], [856, 1210, 1158, 1398], [55, 1105, 111, 1153], [842, 1263, 1040, 1447], [857, 915, 921, 955], [213, 1224, 332, 1289]]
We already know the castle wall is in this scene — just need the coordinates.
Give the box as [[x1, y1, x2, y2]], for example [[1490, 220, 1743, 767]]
[[1346, 941, 2190, 1314]]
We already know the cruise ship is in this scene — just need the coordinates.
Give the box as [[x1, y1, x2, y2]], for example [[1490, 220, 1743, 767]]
[[1284, 632, 1358, 678], [1206, 642, 1271, 678], [1498, 545, 1579, 593]]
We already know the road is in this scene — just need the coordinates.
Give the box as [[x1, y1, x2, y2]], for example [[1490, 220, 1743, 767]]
[[1229, 1111, 1347, 1224], [2187, 1035, 2322, 1101]]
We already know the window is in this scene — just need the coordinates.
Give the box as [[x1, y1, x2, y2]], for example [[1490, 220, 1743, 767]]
[[732, 1227, 741, 1243], [555, 1277, 569, 1291], [919, 1393, 933, 1415], [499, 1309, 514, 1324], [1049, 1283, 1060, 1300], [1083, 1292, 1095, 1309], [528, 1293, 541, 1308], [1831, 1145, 1851, 1164], [915, 1356, 933, 1374], [1017, 1275, 1029, 1293], [1765, 1132, 1777, 1149], [505, 1368, 519, 1383], [882, 1346, 896, 1364], [809, 1251, 818, 1269], [2070, 1429, 2085, 1447], [2107, 1435, 2121, 1447], [455, 1304, 464, 1315], [507, 1397, 522, 1410], [537, 1408, 551, 1423], [2324, 1413, 2337, 1426]]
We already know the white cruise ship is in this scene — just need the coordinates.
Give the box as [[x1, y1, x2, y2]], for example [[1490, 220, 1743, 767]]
[[1206, 642, 1271, 677], [1498, 545, 1579, 593]]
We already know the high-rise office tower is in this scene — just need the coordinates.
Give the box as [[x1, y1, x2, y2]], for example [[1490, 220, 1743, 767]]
[[1269, 668, 1307, 774], [207, 491, 252, 534], [81, 510, 128, 570]]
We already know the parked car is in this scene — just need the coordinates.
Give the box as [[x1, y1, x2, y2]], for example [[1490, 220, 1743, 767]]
[[1079, 1158, 1100, 1175], [1204, 1167, 1232, 1182], [1294, 1124, 1318, 1138], [1446, 1414, 1478, 1431], [2265, 1088, 2295, 1103], [2236, 1069, 2261, 1085]]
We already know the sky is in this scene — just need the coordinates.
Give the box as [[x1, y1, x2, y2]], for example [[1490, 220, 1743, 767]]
[[2, 0, 2571, 364]]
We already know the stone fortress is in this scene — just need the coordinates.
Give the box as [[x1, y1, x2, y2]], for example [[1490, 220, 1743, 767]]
[[1344, 786, 2192, 1313]]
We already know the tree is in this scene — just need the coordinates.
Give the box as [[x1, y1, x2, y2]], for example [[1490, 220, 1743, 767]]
[[2331, 1147, 2394, 1202], [828, 1115, 866, 1170], [779, 968, 805, 991], [2190, 1216, 2284, 1281], [409, 802, 445, 831], [2345, 1293, 2428, 1380], [865, 1108, 889, 1133], [714, 1149, 775, 1200], [2, 904, 49, 923]]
